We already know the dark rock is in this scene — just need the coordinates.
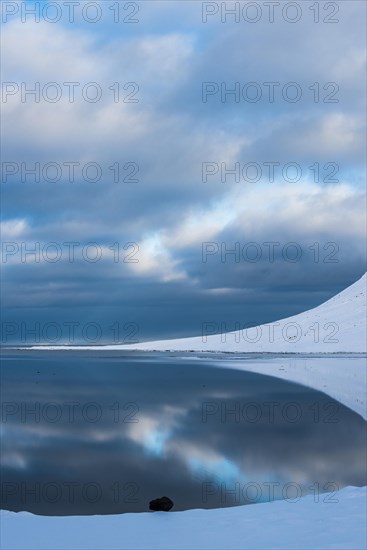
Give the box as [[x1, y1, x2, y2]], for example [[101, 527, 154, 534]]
[[149, 496, 174, 512]]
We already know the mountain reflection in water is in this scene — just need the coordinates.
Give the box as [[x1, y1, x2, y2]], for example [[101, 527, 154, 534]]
[[1, 351, 366, 515]]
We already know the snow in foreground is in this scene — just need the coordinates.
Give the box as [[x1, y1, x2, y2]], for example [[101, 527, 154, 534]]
[[1, 486, 366, 550]]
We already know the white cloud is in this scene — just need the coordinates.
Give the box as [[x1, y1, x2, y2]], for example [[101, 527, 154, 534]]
[[128, 234, 187, 282], [284, 113, 365, 158], [123, 182, 366, 284], [0, 218, 29, 239]]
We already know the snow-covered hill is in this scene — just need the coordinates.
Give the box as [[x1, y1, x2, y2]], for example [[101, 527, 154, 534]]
[[73, 273, 367, 353], [29, 274, 367, 418]]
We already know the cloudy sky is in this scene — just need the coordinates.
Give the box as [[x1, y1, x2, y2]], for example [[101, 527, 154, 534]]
[[1, 0, 366, 345]]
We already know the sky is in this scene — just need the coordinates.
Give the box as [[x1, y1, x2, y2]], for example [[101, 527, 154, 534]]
[[1, 0, 366, 345]]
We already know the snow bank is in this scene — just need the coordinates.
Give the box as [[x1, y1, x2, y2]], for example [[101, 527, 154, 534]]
[[1, 486, 366, 550]]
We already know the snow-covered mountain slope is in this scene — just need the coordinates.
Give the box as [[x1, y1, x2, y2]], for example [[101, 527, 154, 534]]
[[28, 274, 367, 417], [1, 486, 366, 550], [101, 273, 367, 353]]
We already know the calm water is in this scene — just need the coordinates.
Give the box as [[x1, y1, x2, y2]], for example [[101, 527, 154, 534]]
[[1, 351, 366, 515]]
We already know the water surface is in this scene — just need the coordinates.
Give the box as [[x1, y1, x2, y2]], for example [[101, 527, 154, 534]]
[[1, 351, 366, 515]]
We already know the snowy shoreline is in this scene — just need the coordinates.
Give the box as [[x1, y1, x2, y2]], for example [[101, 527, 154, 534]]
[[1, 486, 366, 550]]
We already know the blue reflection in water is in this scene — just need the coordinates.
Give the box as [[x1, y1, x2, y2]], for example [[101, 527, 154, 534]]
[[1, 351, 366, 515]]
